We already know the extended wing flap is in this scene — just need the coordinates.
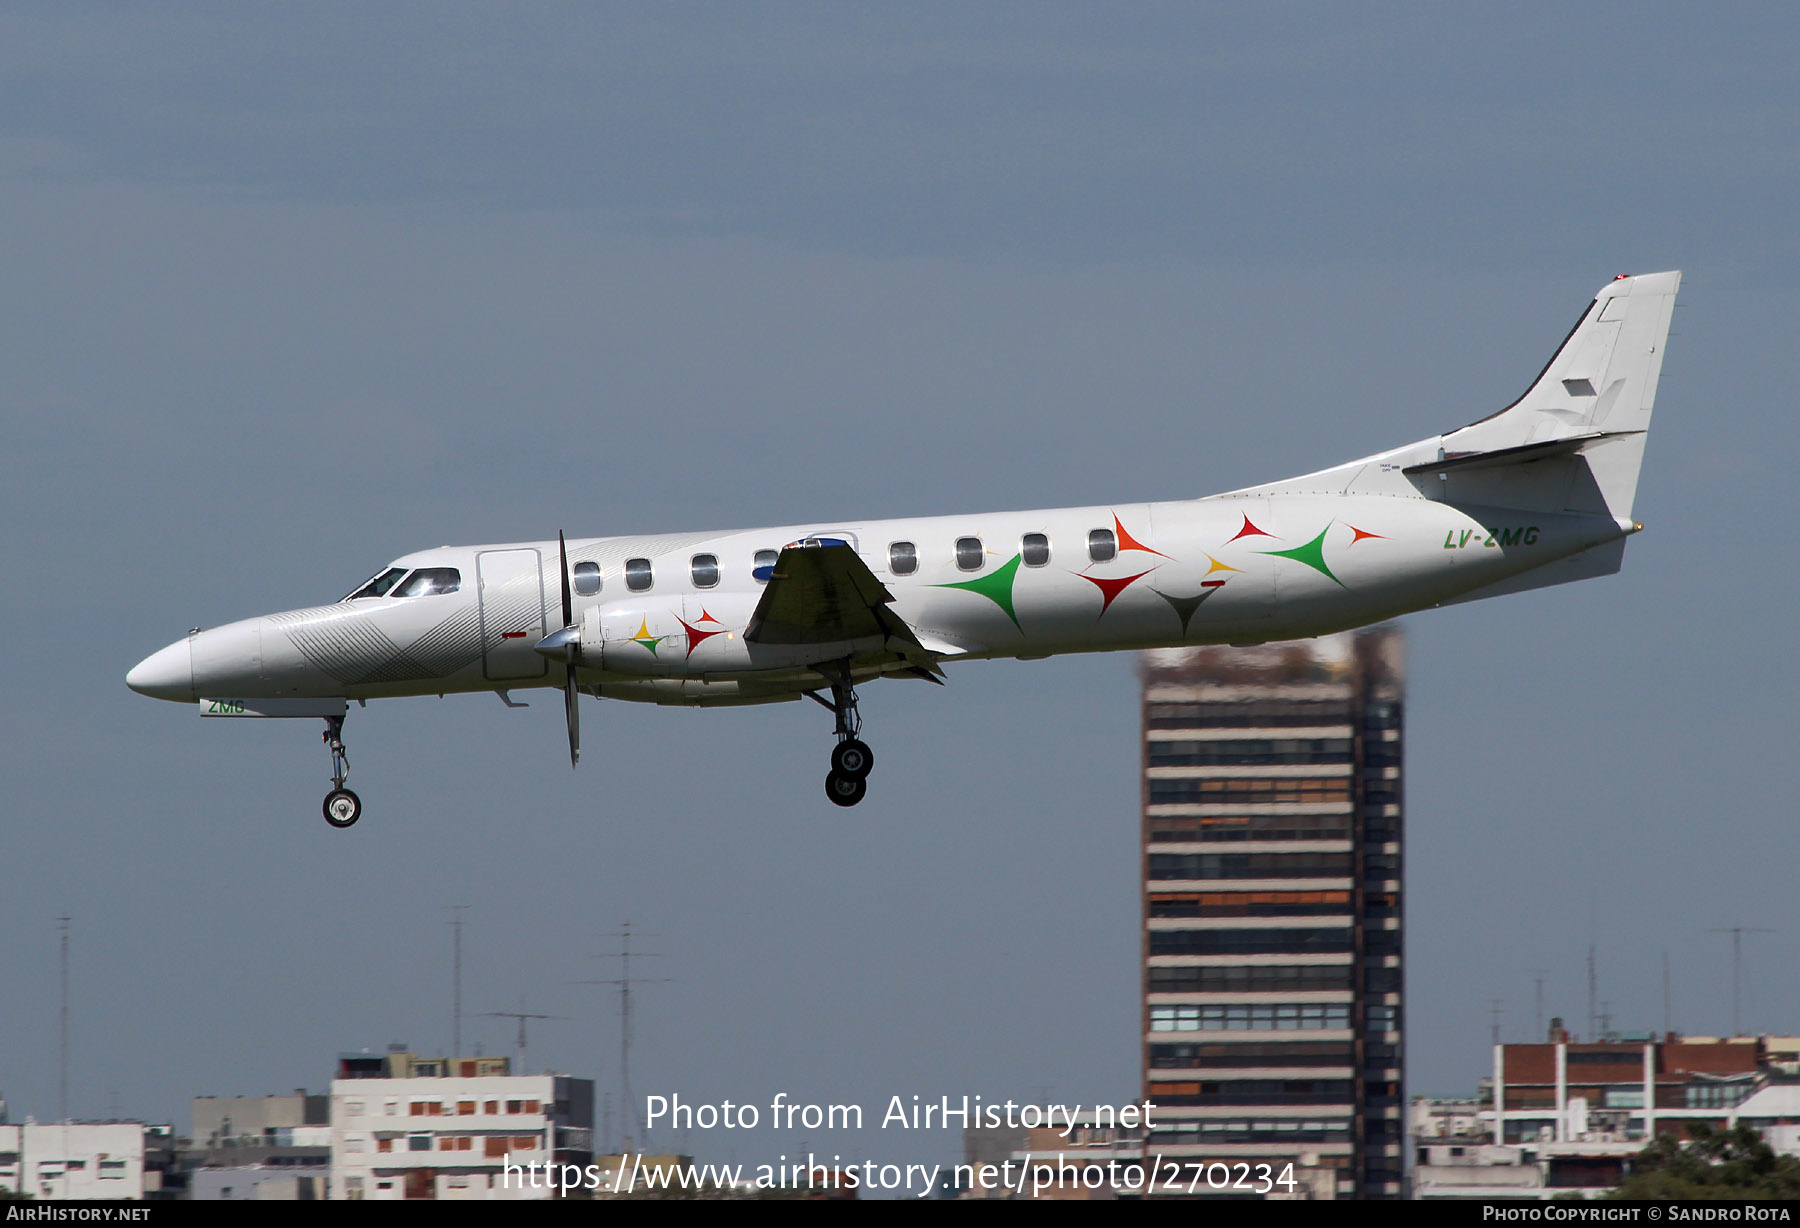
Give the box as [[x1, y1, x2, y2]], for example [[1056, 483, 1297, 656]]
[[745, 543, 893, 644], [745, 543, 947, 675]]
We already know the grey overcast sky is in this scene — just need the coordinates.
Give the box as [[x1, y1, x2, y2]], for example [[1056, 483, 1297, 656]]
[[2, 1, 1797, 1173]]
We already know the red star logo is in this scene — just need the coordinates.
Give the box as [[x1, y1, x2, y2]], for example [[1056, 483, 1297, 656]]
[[1113, 514, 1169, 558], [1227, 514, 1275, 543], [680, 611, 729, 657], [1081, 569, 1156, 614]]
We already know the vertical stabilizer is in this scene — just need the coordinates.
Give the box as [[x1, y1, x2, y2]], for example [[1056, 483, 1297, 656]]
[[1444, 270, 1680, 520]]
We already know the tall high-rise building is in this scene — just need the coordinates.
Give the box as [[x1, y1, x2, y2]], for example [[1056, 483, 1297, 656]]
[[1139, 628, 1404, 1199]]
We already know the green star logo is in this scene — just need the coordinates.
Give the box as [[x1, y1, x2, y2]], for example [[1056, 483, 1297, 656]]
[[933, 553, 1023, 631], [1258, 525, 1344, 587]]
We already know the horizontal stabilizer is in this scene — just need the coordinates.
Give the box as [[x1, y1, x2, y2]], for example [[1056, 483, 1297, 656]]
[[1400, 431, 1641, 479]]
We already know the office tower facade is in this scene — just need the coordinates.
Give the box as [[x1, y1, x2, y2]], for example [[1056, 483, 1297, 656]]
[[1140, 628, 1404, 1199]]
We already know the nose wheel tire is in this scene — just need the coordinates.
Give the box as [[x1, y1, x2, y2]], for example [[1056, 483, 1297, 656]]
[[825, 771, 867, 807], [324, 788, 363, 829], [830, 738, 874, 779]]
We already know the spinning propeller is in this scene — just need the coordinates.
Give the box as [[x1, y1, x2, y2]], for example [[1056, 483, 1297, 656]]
[[533, 530, 583, 767]]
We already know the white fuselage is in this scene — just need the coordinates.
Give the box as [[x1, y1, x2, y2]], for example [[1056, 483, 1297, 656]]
[[127, 490, 1627, 710]]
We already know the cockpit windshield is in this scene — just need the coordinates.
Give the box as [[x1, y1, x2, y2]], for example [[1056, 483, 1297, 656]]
[[344, 567, 407, 601], [393, 568, 461, 597], [342, 565, 463, 601]]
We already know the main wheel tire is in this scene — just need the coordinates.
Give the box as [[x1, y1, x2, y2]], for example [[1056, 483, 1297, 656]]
[[831, 738, 874, 779], [324, 788, 363, 828], [825, 771, 867, 807]]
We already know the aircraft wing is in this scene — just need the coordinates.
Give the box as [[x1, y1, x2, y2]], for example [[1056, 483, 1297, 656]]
[[745, 543, 944, 672]]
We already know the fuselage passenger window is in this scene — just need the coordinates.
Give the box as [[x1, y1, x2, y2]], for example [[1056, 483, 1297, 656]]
[[1022, 533, 1050, 567], [691, 554, 720, 588], [1088, 528, 1117, 562], [393, 568, 461, 597], [572, 561, 602, 596], [889, 542, 917, 576], [624, 558, 654, 592], [955, 537, 984, 571], [752, 549, 779, 582]]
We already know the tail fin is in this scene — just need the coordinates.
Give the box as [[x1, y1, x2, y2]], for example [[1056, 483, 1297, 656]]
[[1440, 270, 1680, 520]]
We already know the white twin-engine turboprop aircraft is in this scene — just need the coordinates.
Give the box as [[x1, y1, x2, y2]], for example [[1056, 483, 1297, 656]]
[[129, 271, 1680, 828]]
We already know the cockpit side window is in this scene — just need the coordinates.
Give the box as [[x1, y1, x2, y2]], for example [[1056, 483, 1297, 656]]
[[344, 567, 408, 601], [393, 568, 462, 598]]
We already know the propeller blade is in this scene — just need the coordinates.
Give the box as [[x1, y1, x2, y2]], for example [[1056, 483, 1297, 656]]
[[557, 530, 580, 767], [558, 530, 573, 629], [564, 675, 580, 767]]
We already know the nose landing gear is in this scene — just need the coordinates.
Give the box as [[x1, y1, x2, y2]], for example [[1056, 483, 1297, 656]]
[[811, 663, 874, 808], [322, 715, 362, 828]]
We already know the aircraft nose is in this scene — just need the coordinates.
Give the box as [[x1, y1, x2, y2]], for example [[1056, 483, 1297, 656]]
[[126, 638, 195, 702]]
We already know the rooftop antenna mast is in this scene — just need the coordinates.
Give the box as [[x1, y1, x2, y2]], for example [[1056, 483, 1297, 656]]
[[448, 905, 471, 1056], [1529, 969, 1548, 1041], [1662, 951, 1673, 1037], [479, 996, 562, 1072], [1488, 999, 1505, 1047], [1708, 925, 1774, 1037], [575, 921, 669, 1151], [57, 917, 70, 1122], [1586, 940, 1598, 1042]]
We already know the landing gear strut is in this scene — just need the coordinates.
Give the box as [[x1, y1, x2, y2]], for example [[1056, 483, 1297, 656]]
[[811, 663, 874, 808], [322, 714, 362, 828]]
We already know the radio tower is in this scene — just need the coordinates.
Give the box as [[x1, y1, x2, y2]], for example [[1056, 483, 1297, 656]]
[[1586, 941, 1598, 1041], [1708, 925, 1774, 1037], [448, 905, 471, 1057], [1662, 951, 1673, 1037], [575, 922, 669, 1150], [1530, 969, 1548, 1041], [57, 917, 71, 1122]]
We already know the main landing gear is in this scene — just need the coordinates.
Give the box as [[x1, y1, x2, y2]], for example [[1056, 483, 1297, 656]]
[[810, 664, 874, 808], [322, 714, 362, 829]]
